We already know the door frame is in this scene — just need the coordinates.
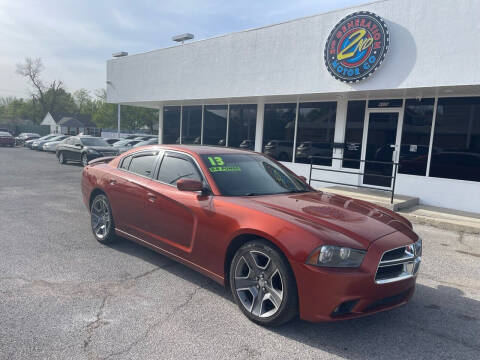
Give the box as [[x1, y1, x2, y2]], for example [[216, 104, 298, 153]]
[[359, 106, 404, 189]]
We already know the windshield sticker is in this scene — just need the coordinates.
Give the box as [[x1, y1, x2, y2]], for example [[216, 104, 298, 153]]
[[209, 166, 242, 173], [207, 156, 225, 166]]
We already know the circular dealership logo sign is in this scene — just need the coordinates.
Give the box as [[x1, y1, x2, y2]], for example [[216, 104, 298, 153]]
[[324, 11, 389, 83]]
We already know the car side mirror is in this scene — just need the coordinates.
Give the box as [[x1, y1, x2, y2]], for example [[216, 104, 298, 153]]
[[177, 179, 204, 192]]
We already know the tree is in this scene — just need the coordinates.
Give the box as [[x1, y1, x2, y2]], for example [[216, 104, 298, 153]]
[[16, 57, 66, 123]]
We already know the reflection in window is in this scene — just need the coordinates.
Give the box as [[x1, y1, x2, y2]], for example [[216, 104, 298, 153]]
[[203, 105, 227, 146], [343, 101, 366, 169], [163, 106, 180, 144], [430, 97, 480, 182], [263, 103, 296, 162], [181, 106, 202, 144], [157, 153, 201, 185], [399, 99, 434, 176], [295, 102, 337, 166], [228, 104, 257, 149]]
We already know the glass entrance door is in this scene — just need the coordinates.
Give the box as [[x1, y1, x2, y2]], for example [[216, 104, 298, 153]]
[[363, 112, 399, 187]]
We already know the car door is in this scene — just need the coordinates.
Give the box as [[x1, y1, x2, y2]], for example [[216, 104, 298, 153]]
[[105, 150, 161, 239], [142, 151, 209, 253], [62, 137, 75, 160]]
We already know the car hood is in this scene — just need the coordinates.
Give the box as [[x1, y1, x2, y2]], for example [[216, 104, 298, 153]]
[[233, 191, 417, 249]]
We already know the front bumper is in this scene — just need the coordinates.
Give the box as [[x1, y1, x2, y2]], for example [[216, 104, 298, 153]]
[[292, 232, 419, 322]]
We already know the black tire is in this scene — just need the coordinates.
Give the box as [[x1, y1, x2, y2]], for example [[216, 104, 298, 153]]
[[58, 152, 66, 164], [90, 193, 117, 244], [229, 239, 298, 326], [82, 153, 89, 167]]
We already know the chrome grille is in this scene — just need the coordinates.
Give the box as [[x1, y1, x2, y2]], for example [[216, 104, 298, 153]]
[[375, 242, 421, 284]]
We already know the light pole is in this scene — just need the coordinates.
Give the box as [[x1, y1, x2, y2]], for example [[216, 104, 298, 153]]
[[111, 51, 128, 138]]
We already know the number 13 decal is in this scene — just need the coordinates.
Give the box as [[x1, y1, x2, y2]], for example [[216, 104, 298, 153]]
[[207, 156, 225, 166]]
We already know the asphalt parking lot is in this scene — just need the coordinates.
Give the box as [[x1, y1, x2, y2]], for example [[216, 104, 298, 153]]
[[1, 147, 479, 360]]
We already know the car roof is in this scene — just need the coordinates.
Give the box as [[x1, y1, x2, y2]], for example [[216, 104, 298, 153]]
[[142, 144, 254, 155]]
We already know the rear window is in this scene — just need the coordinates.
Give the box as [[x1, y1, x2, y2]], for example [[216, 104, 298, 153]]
[[128, 154, 157, 177]]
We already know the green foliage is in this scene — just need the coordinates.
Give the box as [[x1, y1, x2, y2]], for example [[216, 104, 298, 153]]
[[1, 58, 158, 132], [0, 89, 158, 131]]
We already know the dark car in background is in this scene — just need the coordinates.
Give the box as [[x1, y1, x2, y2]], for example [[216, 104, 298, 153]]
[[56, 136, 119, 166], [239, 139, 254, 150], [133, 135, 157, 141], [15, 133, 40, 146], [0, 131, 15, 147]]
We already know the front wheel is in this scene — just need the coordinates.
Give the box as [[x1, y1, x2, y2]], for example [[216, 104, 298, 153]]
[[58, 152, 66, 164], [230, 240, 298, 326], [90, 194, 117, 244]]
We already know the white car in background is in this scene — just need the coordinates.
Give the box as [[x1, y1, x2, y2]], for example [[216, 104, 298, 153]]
[[43, 136, 71, 152]]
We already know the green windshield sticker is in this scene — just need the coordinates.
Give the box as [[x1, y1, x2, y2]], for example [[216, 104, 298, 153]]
[[207, 156, 225, 166], [209, 166, 242, 173]]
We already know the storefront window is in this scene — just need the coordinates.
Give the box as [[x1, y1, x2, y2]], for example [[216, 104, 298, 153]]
[[163, 106, 180, 144], [342, 101, 366, 169], [203, 105, 227, 146], [263, 103, 296, 162], [430, 97, 480, 182], [181, 106, 202, 144], [295, 102, 337, 166], [399, 98, 435, 176], [228, 104, 257, 149]]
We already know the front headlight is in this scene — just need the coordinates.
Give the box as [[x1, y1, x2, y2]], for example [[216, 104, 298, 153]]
[[306, 245, 366, 268]]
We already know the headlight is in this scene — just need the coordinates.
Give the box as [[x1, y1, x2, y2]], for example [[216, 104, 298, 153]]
[[414, 238, 422, 257], [87, 149, 99, 154], [306, 245, 366, 268]]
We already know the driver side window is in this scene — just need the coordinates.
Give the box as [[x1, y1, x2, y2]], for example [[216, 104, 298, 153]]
[[157, 153, 202, 185]]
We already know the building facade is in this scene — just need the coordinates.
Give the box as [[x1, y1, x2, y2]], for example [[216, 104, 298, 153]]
[[106, 0, 480, 213]]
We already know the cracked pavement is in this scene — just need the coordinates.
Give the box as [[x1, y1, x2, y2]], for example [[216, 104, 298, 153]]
[[1, 148, 479, 360]]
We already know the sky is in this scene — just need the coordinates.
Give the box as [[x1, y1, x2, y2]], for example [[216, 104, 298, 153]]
[[0, 0, 369, 98]]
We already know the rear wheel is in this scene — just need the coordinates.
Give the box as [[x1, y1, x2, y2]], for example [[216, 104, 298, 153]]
[[90, 194, 117, 244], [229, 240, 298, 326], [58, 152, 66, 164], [82, 154, 89, 167]]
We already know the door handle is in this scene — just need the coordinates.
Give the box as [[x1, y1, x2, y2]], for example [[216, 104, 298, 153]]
[[147, 192, 157, 202]]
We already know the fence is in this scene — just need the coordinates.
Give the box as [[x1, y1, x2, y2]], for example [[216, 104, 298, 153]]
[[308, 156, 399, 204]]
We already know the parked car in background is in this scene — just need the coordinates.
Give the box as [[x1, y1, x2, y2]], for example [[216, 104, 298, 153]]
[[0, 131, 15, 147], [295, 141, 333, 165], [133, 135, 157, 141], [239, 139, 254, 150], [81, 145, 421, 326], [122, 134, 149, 140], [112, 139, 141, 153], [133, 138, 159, 147], [56, 136, 119, 166], [28, 134, 57, 149], [15, 133, 40, 146], [35, 135, 70, 151], [264, 140, 293, 161], [42, 136, 71, 152], [103, 138, 122, 145]]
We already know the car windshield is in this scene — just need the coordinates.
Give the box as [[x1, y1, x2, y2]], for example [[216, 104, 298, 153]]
[[80, 137, 109, 147], [200, 153, 311, 196]]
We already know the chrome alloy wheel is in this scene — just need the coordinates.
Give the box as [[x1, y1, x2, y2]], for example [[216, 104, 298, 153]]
[[91, 197, 111, 240], [234, 250, 284, 318]]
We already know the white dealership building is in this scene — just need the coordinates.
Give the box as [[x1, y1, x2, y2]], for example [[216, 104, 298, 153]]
[[106, 0, 480, 213]]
